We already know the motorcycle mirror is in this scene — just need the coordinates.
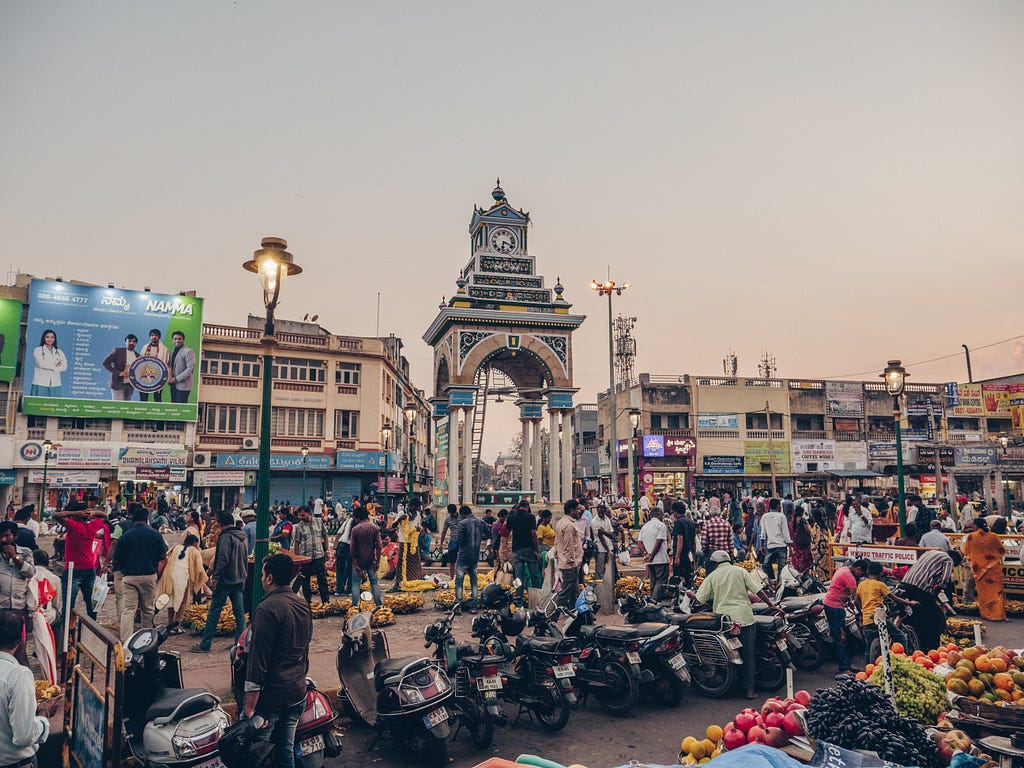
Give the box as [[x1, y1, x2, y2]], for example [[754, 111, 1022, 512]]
[[360, 590, 373, 602], [154, 593, 170, 611], [512, 578, 522, 589]]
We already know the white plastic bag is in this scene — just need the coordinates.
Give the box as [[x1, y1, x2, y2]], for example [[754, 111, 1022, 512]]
[[617, 549, 631, 567], [91, 578, 110, 612]]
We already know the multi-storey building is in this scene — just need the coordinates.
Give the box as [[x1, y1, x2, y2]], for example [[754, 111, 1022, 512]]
[[598, 372, 1023, 506]]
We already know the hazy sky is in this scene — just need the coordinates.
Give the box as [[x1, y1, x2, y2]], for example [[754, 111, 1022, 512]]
[[3, 2, 1022, 461]]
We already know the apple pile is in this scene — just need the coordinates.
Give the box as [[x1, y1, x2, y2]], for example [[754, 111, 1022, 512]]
[[720, 691, 809, 752], [931, 722, 976, 767]]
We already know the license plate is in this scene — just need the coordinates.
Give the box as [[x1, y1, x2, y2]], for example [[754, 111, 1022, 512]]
[[668, 653, 685, 670], [727, 637, 742, 649], [626, 652, 641, 665], [552, 664, 575, 679], [776, 639, 788, 652], [424, 707, 449, 727], [299, 735, 325, 756], [815, 618, 829, 633], [477, 675, 503, 691], [194, 759, 226, 768]]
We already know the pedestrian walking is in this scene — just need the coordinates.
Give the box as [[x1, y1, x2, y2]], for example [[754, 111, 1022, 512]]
[[454, 506, 487, 609], [53, 501, 110, 625], [158, 534, 207, 633], [554, 499, 583, 608], [670, 502, 696, 587], [349, 507, 383, 607], [638, 507, 669, 601], [293, 506, 330, 603], [334, 510, 353, 597], [241, 554, 313, 768], [110, 505, 167, 640], [193, 511, 248, 652], [507, 501, 541, 600]]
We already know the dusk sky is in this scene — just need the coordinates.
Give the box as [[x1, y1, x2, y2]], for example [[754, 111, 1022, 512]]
[[3, 2, 1022, 460]]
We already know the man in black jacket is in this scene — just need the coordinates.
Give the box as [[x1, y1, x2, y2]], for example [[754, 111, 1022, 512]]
[[192, 510, 248, 652], [671, 501, 697, 588]]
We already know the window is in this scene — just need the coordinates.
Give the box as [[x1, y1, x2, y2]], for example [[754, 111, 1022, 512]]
[[649, 413, 688, 430], [745, 413, 781, 430], [336, 362, 361, 385], [200, 404, 259, 435], [57, 418, 109, 431], [123, 420, 184, 433], [27, 415, 47, 429], [271, 407, 325, 437], [793, 414, 824, 431], [334, 410, 359, 439], [949, 418, 979, 431], [272, 357, 326, 383], [0, 387, 7, 431], [383, 372, 394, 403], [200, 351, 260, 378]]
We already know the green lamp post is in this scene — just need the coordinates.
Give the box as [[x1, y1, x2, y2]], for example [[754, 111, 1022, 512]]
[[243, 237, 302, 606], [882, 360, 908, 536], [404, 404, 418, 504], [1000, 436, 1012, 517], [41, 439, 53, 515], [381, 423, 392, 516], [629, 408, 642, 528], [300, 445, 309, 508]]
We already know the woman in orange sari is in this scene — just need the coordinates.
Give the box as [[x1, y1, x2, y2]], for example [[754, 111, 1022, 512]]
[[962, 517, 1006, 621]]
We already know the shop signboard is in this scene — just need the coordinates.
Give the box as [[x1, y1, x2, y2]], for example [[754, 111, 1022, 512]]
[[906, 399, 943, 418], [902, 428, 930, 442], [833, 418, 861, 432], [434, 415, 449, 506], [825, 381, 864, 417], [743, 440, 791, 474], [118, 446, 187, 468], [868, 442, 912, 461], [0, 469, 14, 485], [955, 446, 998, 467], [917, 446, 955, 466], [835, 442, 868, 470], [664, 436, 697, 462], [193, 470, 247, 487], [1002, 563, 1024, 598], [117, 465, 187, 482], [15, 441, 113, 468], [982, 384, 1012, 416], [950, 383, 983, 417], [1010, 385, 1024, 435], [790, 439, 837, 473], [842, 544, 920, 566], [22, 278, 203, 420], [642, 434, 664, 457], [27, 469, 100, 486], [216, 452, 334, 470], [703, 456, 744, 474], [697, 413, 739, 430], [377, 476, 406, 493], [0, 297, 21, 382]]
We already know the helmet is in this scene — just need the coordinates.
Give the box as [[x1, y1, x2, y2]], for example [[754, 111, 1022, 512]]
[[470, 614, 492, 637], [218, 719, 272, 768], [479, 582, 507, 609], [498, 606, 526, 637]]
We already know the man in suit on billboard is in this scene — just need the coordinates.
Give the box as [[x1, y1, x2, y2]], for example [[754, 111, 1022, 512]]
[[101, 334, 138, 400], [167, 331, 196, 404]]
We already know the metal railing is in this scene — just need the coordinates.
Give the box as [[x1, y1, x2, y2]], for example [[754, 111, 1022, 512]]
[[746, 430, 786, 440], [791, 430, 826, 439], [201, 375, 259, 388], [697, 429, 741, 440], [123, 432, 185, 444]]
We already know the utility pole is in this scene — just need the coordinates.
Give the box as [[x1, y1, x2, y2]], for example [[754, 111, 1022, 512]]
[[766, 400, 777, 497]]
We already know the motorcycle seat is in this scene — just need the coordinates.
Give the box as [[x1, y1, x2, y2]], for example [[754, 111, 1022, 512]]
[[146, 688, 220, 724], [752, 603, 772, 614], [685, 614, 726, 630], [373, 656, 423, 691], [661, 611, 691, 625], [753, 614, 783, 630], [515, 635, 576, 655], [779, 594, 823, 612], [582, 622, 665, 641], [456, 643, 489, 658]]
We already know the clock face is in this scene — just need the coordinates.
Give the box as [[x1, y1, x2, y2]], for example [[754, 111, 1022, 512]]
[[489, 227, 518, 254]]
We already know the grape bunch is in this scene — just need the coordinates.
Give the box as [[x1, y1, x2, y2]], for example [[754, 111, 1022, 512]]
[[805, 676, 941, 768], [867, 654, 947, 724]]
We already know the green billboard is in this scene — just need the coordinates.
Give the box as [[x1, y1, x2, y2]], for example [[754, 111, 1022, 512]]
[[0, 298, 22, 383]]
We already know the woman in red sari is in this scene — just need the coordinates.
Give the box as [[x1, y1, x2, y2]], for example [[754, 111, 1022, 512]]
[[962, 517, 1006, 621], [789, 506, 813, 573]]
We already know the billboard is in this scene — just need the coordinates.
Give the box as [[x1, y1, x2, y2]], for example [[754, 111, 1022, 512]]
[[743, 440, 791, 474], [433, 415, 449, 506], [790, 439, 837, 473], [697, 413, 739, 430], [0, 297, 22, 382], [703, 456, 744, 475], [22, 279, 203, 420], [982, 384, 1012, 416], [825, 381, 864, 417], [950, 383, 983, 417]]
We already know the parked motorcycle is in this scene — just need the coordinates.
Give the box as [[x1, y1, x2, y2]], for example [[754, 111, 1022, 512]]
[[468, 583, 576, 732], [617, 591, 742, 699], [123, 621, 230, 767], [337, 608, 454, 768], [423, 600, 502, 748], [753, 593, 828, 671], [229, 627, 341, 767]]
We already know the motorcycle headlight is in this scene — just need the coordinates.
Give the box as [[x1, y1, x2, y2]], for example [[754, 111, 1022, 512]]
[[172, 735, 197, 757]]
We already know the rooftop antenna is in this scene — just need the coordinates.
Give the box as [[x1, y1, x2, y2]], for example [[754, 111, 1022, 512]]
[[723, 349, 738, 377], [613, 314, 637, 389], [758, 351, 777, 380]]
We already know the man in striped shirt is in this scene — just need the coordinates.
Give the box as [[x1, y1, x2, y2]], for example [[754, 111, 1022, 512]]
[[701, 506, 733, 559]]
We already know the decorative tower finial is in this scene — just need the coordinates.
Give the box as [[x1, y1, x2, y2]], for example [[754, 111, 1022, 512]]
[[554, 276, 565, 301], [439, 295, 447, 309], [491, 178, 505, 202], [456, 278, 467, 294]]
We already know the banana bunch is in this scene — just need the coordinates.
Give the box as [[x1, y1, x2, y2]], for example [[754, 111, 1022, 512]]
[[185, 604, 247, 635], [310, 602, 333, 619], [399, 579, 437, 592], [939, 633, 974, 649], [738, 552, 759, 572], [614, 576, 649, 597], [333, 597, 353, 612], [35, 680, 60, 702], [345, 603, 395, 626], [384, 594, 425, 614], [433, 589, 456, 609], [946, 617, 983, 637], [309, 574, 337, 594], [693, 568, 707, 589]]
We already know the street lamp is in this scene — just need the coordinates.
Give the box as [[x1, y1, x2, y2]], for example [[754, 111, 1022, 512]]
[[242, 236, 302, 606], [591, 278, 630, 499], [1000, 436, 1012, 517], [882, 360, 908, 536], [300, 445, 309, 508], [381, 424, 393, 516], [404, 404, 418, 504], [41, 439, 53, 516], [629, 408, 642, 527]]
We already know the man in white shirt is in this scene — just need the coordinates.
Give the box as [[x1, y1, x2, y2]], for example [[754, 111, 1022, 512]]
[[906, 499, 919, 526], [760, 498, 792, 583], [637, 508, 669, 600], [918, 520, 952, 551], [0, 609, 49, 766], [590, 505, 614, 579], [638, 493, 652, 522]]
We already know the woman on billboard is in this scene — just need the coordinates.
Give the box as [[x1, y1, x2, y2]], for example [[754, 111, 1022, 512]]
[[30, 329, 68, 397]]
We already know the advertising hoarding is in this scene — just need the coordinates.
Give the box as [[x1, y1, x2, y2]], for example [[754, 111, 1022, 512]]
[[0, 297, 22, 382], [825, 381, 864, 417], [642, 435, 664, 457], [193, 470, 248, 487], [697, 413, 739, 430], [954, 446, 998, 467], [702, 456, 744, 475], [835, 442, 868, 470], [950, 383, 983, 417], [743, 440, 791, 474], [982, 384, 1011, 416], [790, 439, 837, 473], [22, 279, 203, 420], [217, 452, 335, 470]]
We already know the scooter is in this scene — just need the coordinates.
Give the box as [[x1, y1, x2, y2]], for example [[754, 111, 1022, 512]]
[[753, 593, 828, 672], [337, 607, 454, 768], [123, 607, 230, 767], [229, 627, 341, 767]]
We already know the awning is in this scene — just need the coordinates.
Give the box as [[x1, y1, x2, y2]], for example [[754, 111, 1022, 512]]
[[827, 470, 885, 478]]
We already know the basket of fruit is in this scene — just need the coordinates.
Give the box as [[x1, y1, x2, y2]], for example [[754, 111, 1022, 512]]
[[35, 681, 62, 718], [943, 645, 1024, 728]]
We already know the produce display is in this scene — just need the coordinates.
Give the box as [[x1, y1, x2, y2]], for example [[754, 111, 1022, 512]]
[[805, 676, 942, 768], [865, 651, 947, 723], [954, 598, 1024, 617], [346, 601, 395, 626], [180, 604, 249, 635], [678, 692, 810, 763], [398, 579, 438, 592], [614, 576, 649, 597], [945, 617, 983, 638], [942, 644, 1024, 705], [35, 680, 61, 702]]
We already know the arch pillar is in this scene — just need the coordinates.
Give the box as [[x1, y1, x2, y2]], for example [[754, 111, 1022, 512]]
[[532, 419, 543, 500], [462, 407, 475, 505], [560, 409, 574, 501], [548, 408, 561, 505], [521, 417, 531, 494], [447, 405, 461, 505]]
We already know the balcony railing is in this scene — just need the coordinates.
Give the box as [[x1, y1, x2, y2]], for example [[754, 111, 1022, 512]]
[[27, 428, 45, 440], [201, 374, 259, 389], [697, 429, 741, 440], [650, 428, 694, 438], [834, 432, 866, 442], [124, 432, 184, 444], [746, 430, 786, 440], [791, 430, 826, 440], [273, 381, 324, 393], [868, 430, 896, 441], [60, 429, 109, 441], [336, 385, 358, 396], [271, 437, 323, 448]]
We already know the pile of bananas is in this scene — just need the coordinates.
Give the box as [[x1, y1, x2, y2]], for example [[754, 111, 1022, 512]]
[[333, 597, 353, 612], [614, 576, 649, 597], [308, 574, 337, 594], [738, 552, 759, 572], [345, 603, 395, 626], [946, 617, 984, 637], [399, 579, 438, 592], [384, 594, 425, 614], [310, 602, 333, 619], [433, 589, 456, 609], [954, 599, 1024, 617], [35, 680, 60, 702], [939, 633, 974, 649], [183, 604, 247, 635]]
